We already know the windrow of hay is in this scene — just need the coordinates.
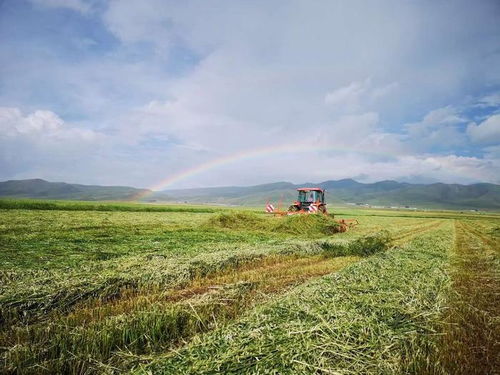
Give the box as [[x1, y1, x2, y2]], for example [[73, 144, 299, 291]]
[[273, 213, 342, 235], [205, 211, 267, 230], [0, 231, 390, 327], [1, 232, 393, 374], [137, 224, 454, 375], [205, 211, 345, 235], [2, 255, 361, 374]]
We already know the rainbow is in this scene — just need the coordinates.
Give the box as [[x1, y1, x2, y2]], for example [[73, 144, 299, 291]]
[[132, 143, 397, 200]]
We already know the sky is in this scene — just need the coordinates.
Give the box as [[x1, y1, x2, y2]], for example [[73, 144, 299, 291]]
[[1, 0, 500, 190]]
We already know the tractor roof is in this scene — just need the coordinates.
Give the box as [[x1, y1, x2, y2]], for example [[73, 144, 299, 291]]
[[296, 187, 324, 192]]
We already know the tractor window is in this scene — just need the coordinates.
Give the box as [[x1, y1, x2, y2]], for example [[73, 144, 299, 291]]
[[308, 191, 316, 202], [298, 191, 308, 203], [298, 190, 321, 203]]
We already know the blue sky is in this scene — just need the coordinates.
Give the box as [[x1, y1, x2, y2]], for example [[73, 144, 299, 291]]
[[1, 0, 499, 189]]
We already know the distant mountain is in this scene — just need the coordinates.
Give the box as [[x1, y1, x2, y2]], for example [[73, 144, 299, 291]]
[[164, 179, 500, 210], [1, 178, 499, 210], [0, 179, 170, 201]]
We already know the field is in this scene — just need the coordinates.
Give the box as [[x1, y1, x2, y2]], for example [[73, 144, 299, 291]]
[[0, 200, 499, 374]]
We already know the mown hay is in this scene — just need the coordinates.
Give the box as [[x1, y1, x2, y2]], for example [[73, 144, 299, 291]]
[[347, 230, 392, 256], [273, 214, 341, 235], [206, 212, 343, 236], [0, 198, 219, 213], [1, 230, 394, 374], [139, 225, 454, 375], [205, 211, 266, 230]]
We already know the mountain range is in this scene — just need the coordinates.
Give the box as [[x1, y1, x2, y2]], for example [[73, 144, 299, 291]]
[[0, 179, 164, 201], [1, 178, 499, 210]]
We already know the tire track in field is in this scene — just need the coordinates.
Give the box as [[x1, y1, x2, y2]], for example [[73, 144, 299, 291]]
[[391, 220, 445, 246], [436, 220, 499, 375], [62, 254, 361, 325]]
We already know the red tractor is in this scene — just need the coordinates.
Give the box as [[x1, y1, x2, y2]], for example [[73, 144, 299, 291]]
[[265, 187, 327, 215], [264, 187, 358, 231], [288, 188, 327, 214]]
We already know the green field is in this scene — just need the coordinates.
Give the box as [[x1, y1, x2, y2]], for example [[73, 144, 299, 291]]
[[1, 199, 498, 374]]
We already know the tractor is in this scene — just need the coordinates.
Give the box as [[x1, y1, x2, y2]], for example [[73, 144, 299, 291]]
[[288, 188, 327, 214], [265, 187, 358, 231]]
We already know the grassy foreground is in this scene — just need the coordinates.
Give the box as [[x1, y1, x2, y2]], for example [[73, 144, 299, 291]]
[[1, 201, 498, 374], [138, 225, 453, 374]]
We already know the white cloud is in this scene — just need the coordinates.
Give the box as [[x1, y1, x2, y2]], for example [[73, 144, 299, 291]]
[[2, 1, 500, 187], [29, 0, 91, 14], [467, 114, 500, 144], [324, 80, 398, 112], [316, 112, 381, 149], [421, 106, 465, 125], [0, 107, 99, 141], [475, 93, 500, 108], [103, 0, 174, 54], [0, 107, 105, 181], [324, 80, 369, 109], [328, 154, 499, 185], [404, 106, 467, 151]]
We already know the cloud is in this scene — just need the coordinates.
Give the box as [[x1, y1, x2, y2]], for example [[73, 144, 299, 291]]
[[103, 0, 175, 54], [475, 93, 500, 108], [0, 107, 104, 180], [324, 80, 369, 110], [1, 1, 500, 187], [29, 0, 91, 14], [467, 114, 500, 144], [421, 107, 465, 125], [0, 107, 99, 141], [404, 106, 468, 152], [324, 79, 398, 112]]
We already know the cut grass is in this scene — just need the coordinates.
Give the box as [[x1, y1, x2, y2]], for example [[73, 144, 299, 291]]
[[205, 211, 267, 230], [0, 233, 382, 327], [1, 203, 393, 374], [136, 224, 454, 375], [1, 246, 386, 374], [272, 213, 342, 235], [432, 220, 500, 375], [4, 203, 497, 374], [0, 198, 224, 213], [206, 211, 348, 235]]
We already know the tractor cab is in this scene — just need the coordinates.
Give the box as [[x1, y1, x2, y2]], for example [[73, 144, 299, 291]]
[[290, 188, 327, 213]]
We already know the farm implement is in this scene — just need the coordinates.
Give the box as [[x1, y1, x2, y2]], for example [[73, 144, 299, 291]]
[[265, 187, 359, 232]]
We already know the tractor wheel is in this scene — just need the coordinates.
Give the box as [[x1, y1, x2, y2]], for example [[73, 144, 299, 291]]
[[318, 205, 327, 214], [288, 205, 299, 212]]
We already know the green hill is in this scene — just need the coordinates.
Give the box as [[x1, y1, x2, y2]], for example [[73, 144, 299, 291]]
[[1, 178, 499, 210], [165, 179, 500, 210], [0, 179, 167, 201]]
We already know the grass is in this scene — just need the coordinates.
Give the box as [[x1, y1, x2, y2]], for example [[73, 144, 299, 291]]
[[1, 230, 391, 373], [0, 198, 224, 213], [432, 220, 500, 374], [1, 200, 498, 374], [206, 211, 347, 235], [138, 225, 454, 374], [2, 254, 363, 374]]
